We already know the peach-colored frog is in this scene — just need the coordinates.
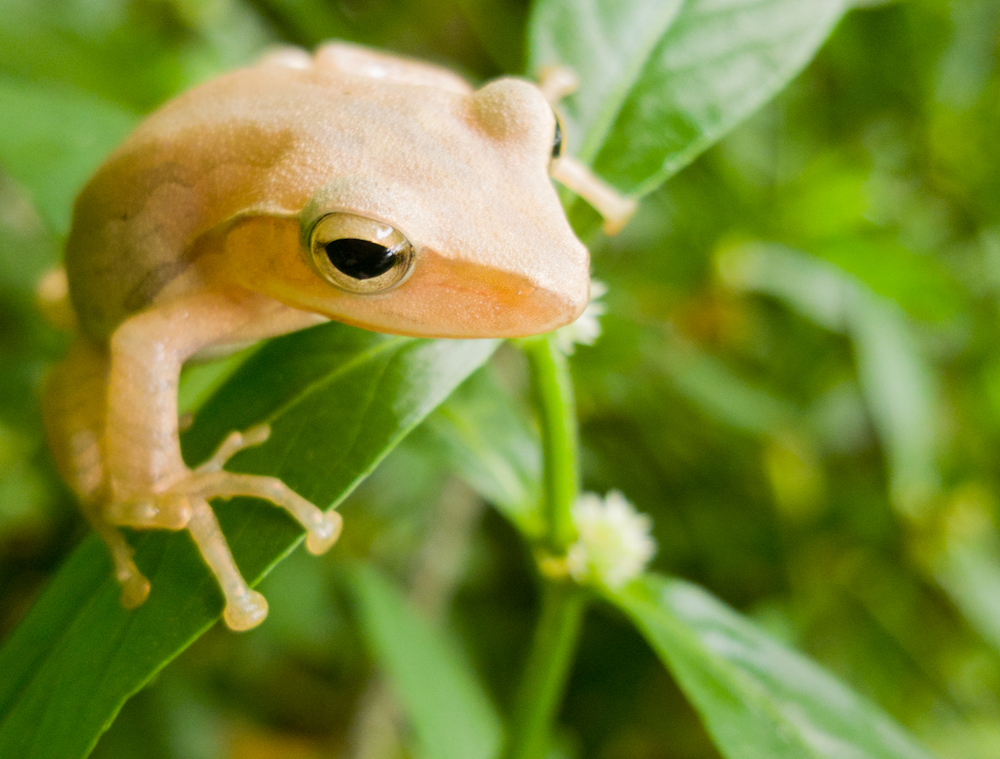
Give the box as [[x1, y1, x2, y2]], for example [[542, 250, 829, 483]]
[[40, 43, 635, 630]]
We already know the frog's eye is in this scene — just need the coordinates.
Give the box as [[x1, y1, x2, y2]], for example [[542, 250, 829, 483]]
[[307, 213, 414, 294], [551, 114, 564, 160]]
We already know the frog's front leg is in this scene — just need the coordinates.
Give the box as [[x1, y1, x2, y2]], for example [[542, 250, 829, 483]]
[[536, 66, 638, 235], [103, 289, 341, 630]]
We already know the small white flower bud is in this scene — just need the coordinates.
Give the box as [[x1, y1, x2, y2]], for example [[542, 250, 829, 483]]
[[566, 490, 656, 588]]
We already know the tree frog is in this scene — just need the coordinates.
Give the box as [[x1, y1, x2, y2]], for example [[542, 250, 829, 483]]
[[41, 43, 636, 631]]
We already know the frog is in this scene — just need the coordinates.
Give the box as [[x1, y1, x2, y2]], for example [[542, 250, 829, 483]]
[[41, 42, 636, 631]]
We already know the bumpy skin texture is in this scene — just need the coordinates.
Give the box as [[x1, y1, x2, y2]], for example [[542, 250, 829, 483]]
[[46, 43, 596, 631]]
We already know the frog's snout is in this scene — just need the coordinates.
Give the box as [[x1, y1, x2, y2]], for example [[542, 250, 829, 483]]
[[412, 252, 590, 338]]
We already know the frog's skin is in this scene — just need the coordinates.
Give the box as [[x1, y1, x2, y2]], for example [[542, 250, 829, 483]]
[[42, 43, 635, 631]]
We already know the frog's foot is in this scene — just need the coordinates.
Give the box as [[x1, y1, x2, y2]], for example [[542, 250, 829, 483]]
[[104, 424, 341, 629], [93, 520, 151, 608], [255, 45, 312, 71], [174, 422, 342, 554], [550, 155, 638, 235], [105, 491, 194, 531], [178, 470, 343, 555], [186, 497, 269, 631], [538, 65, 579, 103], [104, 424, 271, 531], [535, 66, 637, 235]]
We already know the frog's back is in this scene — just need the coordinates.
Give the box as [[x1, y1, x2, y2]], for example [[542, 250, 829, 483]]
[[64, 55, 472, 342], [64, 68, 310, 342]]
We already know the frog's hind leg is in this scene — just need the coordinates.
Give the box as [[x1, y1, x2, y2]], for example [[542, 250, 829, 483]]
[[186, 497, 268, 631], [42, 337, 151, 607], [178, 426, 342, 630], [104, 422, 341, 630]]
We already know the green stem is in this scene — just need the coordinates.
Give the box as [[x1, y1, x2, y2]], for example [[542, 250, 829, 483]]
[[504, 334, 586, 759], [505, 582, 586, 759], [520, 334, 579, 553]]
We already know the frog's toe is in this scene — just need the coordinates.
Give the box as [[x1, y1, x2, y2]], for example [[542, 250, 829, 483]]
[[197, 424, 271, 474], [120, 573, 151, 609], [223, 589, 269, 631], [305, 510, 343, 555]]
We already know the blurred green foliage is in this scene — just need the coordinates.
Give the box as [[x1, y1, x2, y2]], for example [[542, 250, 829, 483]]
[[3, 0, 1000, 758]]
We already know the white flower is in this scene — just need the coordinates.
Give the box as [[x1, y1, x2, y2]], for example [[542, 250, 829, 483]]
[[566, 490, 656, 589], [555, 280, 608, 354]]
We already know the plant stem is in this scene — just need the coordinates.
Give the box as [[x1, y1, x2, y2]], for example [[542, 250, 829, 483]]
[[520, 334, 579, 553], [505, 582, 586, 759], [504, 334, 586, 759]]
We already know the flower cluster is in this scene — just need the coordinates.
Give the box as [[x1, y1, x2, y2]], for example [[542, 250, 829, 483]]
[[566, 490, 656, 589]]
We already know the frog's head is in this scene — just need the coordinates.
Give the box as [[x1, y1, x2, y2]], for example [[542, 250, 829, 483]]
[[227, 75, 591, 339]]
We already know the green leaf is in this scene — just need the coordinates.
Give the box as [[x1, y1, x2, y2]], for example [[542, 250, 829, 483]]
[[528, 0, 846, 197], [609, 574, 939, 759], [0, 76, 137, 236], [349, 563, 503, 759], [719, 243, 942, 516], [656, 331, 799, 436], [845, 289, 940, 518], [0, 323, 498, 759], [813, 238, 966, 327], [425, 365, 544, 537], [931, 510, 1000, 660]]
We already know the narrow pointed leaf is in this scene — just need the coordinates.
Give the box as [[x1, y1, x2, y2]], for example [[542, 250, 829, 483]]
[[608, 574, 938, 759], [350, 563, 503, 759], [0, 323, 498, 759], [720, 243, 942, 516]]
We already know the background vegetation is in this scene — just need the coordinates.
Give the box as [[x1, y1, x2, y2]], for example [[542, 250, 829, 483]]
[[2, 0, 1000, 758]]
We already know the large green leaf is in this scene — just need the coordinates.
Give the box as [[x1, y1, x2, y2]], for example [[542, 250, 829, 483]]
[[0, 76, 137, 236], [0, 323, 497, 759], [529, 0, 846, 197], [609, 574, 938, 759], [350, 563, 503, 759]]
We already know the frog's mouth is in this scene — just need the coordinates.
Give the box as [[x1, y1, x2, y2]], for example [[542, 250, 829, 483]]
[[308, 253, 589, 340]]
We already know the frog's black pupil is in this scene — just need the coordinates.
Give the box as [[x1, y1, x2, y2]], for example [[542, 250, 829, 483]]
[[551, 118, 563, 159], [324, 238, 397, 280]]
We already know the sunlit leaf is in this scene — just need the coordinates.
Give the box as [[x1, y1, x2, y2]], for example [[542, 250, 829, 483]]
[[529, 0, 846, 197], [0, 323, 497, 759], [609, 574, 939, 759]]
